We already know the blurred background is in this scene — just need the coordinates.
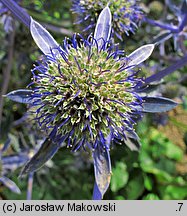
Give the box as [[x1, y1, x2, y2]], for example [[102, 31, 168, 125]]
[[0, 0, 187, 200]]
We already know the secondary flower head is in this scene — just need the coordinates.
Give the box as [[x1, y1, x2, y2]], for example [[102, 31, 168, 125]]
[[6, 6, 177, 199], [72, 0, 143, 39]]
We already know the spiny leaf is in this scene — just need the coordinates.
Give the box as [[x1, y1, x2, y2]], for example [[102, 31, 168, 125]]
[[141, 97, 178, 113], [127, 44, 155, 68], [0, 176, 21, 194], [92, 147, 111, 200], [30, 17, 59, 56], [5, 89, 33, 104], [94, 6, 112, 49], [19, 137, 59, 176]]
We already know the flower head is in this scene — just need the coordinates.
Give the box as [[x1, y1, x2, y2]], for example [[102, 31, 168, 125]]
[[6, 6, 178, 199], [30, 35, 142, 152], [72, 0, 143, 39]]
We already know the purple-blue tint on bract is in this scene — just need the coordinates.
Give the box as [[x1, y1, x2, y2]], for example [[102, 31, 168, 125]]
[[0, 0, 30, 28], [5, 4, 179, 200], [0, 0, 20, 14], [92, 183, 102, 200], [92, 145, 111, 199], [0, 3, 7, 14], [0, 1, 20, 32]]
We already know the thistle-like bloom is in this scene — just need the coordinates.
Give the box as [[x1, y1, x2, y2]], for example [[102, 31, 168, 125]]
[[30, 36, 143, 153], [72, 0, 143, 39], [6, 6, 177, 199]]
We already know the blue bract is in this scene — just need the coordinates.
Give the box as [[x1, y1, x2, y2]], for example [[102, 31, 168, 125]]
[[71, 0, 143, 39], [6, 6, 178, 199], [0, 0, 21, 32]]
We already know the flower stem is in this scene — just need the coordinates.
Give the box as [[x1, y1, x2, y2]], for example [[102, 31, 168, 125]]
[[144, 17, 179, 33], [27, 172, 34, 200]]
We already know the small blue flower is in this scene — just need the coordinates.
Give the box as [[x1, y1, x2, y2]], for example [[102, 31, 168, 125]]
[[6, 6, 178, 199], [71, 0, 143, 39]]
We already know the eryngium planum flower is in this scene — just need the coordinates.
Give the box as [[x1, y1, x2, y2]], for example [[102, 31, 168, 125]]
[[72, 0, 143, 39], [6, 6, 178, 199], [29, 35, 143, 153]]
